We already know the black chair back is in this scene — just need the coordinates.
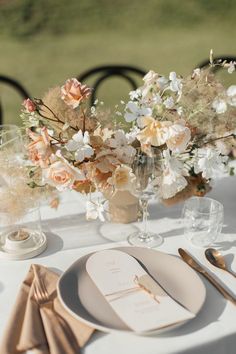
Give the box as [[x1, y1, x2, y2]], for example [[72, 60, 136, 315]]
[[0, 75, 30, 124], [77, 65, 146, 106], [197, 56, 236, 73]]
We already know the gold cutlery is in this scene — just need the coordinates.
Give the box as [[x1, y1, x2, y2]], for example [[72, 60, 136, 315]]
[[178, 248, 236, 305], [205, 248, 236, 278]]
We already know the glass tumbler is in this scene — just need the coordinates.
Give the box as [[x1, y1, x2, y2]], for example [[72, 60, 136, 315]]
[[182, 196, 224, 247]]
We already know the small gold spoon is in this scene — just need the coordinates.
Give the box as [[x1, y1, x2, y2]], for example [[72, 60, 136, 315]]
[[205, 248, 236, 278]]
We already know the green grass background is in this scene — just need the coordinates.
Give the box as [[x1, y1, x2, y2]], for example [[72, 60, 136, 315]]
[[0, 0, 236, 125]]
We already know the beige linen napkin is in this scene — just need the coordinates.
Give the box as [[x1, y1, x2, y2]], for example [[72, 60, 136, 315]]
[[0, 264, 94, 354]]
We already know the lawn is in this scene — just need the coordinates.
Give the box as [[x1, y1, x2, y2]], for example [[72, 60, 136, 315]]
[[0, 0, 236, 125]]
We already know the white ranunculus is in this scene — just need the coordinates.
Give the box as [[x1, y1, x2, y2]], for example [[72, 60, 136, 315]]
[[65, 130, 94, 162], [194, 147, 228, 179], [212, 99, 227, 114]]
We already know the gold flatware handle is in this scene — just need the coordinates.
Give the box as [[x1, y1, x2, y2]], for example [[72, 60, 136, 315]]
[[202, 269, 236, 305], [178, 248, 236, 306]]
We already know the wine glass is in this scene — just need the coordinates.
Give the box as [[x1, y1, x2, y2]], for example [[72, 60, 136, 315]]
[[127, 152, 163, 248]]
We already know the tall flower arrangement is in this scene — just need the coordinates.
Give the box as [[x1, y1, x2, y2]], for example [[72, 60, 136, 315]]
[[22, 55, 236, 219]]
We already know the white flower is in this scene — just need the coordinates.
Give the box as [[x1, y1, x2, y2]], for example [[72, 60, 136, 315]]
[[107, 130, 136, 163], [166, 120, 191, 153], [86, 200, 105, 222], [163, 96, 175, 109], [124, 101, 152, 122], [156, 149, 187, 199], [192, 68, 201, 78], [157, 76, 169, 90], [108, 165, 136, 191], [169, 72, 183, 94], [125, 126, 140, 144], [212, 99, 227, 114], [194, 147, 228, 179], [129, 89, 142, 100], [65, 130, 94, 162], [228, 61, 235, 74], [227, 85, 236, 107]]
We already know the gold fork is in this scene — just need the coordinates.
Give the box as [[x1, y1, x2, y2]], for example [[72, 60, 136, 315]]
[[34, 273, 78, 354]]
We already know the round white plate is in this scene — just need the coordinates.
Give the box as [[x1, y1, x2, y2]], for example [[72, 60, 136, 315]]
[[58, 246, 206, 335], [0, 232, 47, 260]]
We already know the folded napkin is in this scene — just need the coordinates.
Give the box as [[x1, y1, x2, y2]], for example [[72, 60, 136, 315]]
[[0, 264, 94, 354]]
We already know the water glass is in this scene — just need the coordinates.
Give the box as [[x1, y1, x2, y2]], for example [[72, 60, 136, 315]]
[[182, 197, 224, 247]]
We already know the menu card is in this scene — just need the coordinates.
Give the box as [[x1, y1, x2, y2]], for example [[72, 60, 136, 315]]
[[86, 249, 195, 332]]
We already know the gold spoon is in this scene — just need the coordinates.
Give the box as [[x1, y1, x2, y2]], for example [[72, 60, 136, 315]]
[[205, 248, 236, 278]]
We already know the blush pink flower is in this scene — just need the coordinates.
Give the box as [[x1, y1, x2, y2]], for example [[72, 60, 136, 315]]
[[61, 78, 91, 108], [27, 127, 52, 168], [42, 156, 85, 191], [23, 98, 36, 113]]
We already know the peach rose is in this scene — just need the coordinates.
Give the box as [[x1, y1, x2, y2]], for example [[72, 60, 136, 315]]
[[61, 78, 91, 108], [23, 98, 36, 113], [42, 158, 85, 191], [27, 127, 52, 168]]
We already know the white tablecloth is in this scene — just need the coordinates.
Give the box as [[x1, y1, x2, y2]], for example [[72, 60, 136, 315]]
[[1, 175, 236, 354]]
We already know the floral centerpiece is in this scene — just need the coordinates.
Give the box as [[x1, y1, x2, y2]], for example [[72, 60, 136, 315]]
[[21, 52, 236, 221]]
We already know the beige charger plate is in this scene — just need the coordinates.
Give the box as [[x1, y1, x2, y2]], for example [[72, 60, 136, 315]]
[[57, 246, 206, 335]]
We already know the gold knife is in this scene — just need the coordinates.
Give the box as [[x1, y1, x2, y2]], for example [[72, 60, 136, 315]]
[[178, 248, 236, 305]]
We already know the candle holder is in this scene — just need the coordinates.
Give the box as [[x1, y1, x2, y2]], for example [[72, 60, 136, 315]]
[[0, 206, 47, 260]]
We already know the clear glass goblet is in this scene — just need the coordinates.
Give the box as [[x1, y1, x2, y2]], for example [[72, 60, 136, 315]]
[[127, 153, 163, 248]]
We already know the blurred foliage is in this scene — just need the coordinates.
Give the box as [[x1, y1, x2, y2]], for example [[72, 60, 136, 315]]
[[0, 0, 236, 38]]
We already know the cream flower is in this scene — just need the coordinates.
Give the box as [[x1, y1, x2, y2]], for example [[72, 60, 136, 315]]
[[61, 78, 91, 108], [166, 120, 191, 153], [108, 165, 136, 191], [156, 149, 187, 199], [65, 130, 94, 162], [42, 155, 85, 191], [27, 127, 52, 168], [137, 117, 169, 146], [143, 70, 160, 86]]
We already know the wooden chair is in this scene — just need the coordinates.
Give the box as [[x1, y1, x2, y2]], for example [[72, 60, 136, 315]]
[[0, 75, 30, 124], [77, 65, 146, 106]]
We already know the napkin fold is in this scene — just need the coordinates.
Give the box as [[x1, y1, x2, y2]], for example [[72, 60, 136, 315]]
[[0, 264, 94, 354]]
